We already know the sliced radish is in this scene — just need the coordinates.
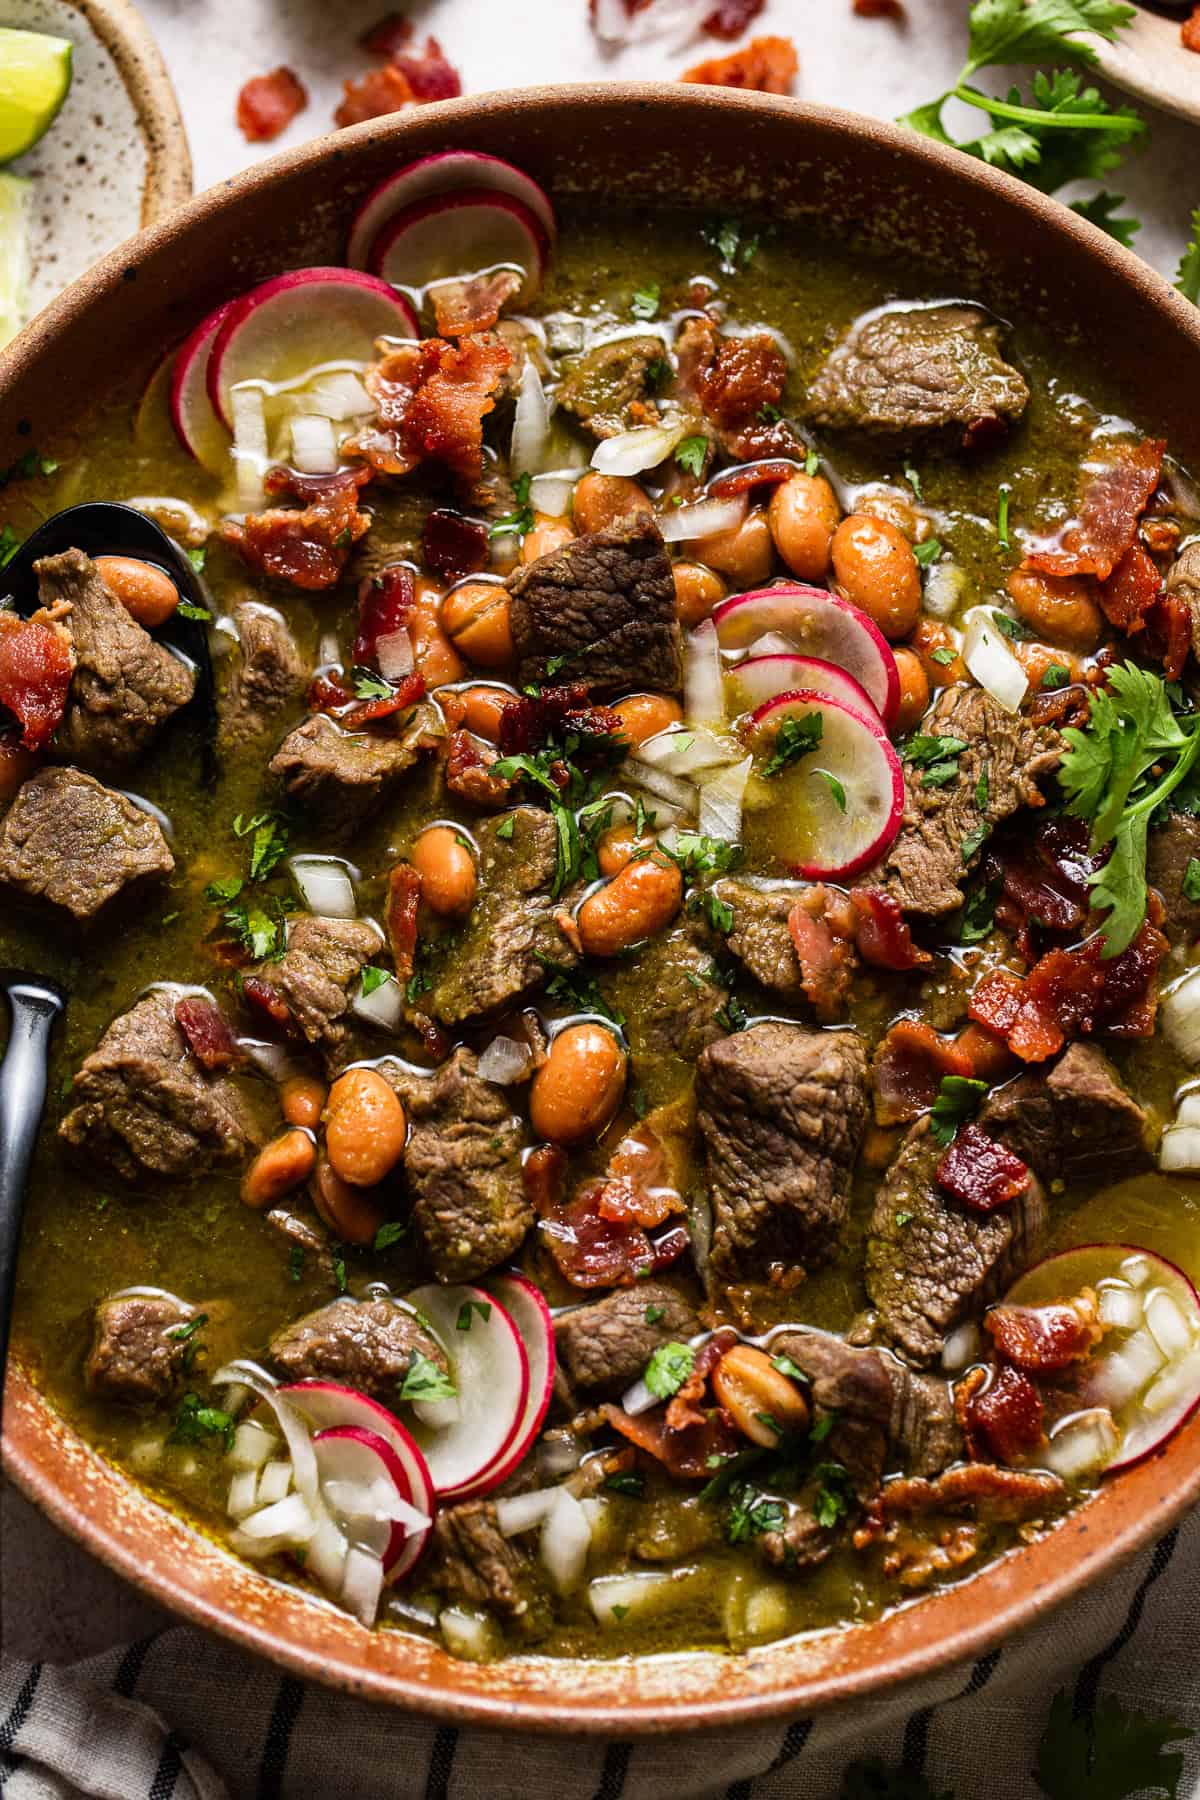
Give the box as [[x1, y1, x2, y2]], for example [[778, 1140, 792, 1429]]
[[170, 299, 235, 473], [1003, 1244, 1200, 1474], [347, 152, 556, 271], [312, 1425, 427, 1575], [714, 585, 900, 729], [726, 653, 878, 722], [468, 1272, 556, 1496], [280, 1380, 434, 1582], [745, 690, 904, 880], [402, 1284, 530, 1500], [367, 190, 549, 307], [207, 269, 418, 430]]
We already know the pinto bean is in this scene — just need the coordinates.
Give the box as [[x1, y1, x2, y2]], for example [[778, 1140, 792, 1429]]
[[767, 473, 840, 580], [240, 1128, 316, 1210], [572, 473, 651, 535], [324, 1068, 407, 1188], [440, 581, 512, 670], [856, 488, 932, 544], [893, 648, 931, 733], [672, 560, 727, 628], [94, 555, 180, 628], [413, 578, 466, 685], [1006, 569, 1103, 653], [910, 617, 967, 689], [831, 515, 921, 641], [309, 1155, 386, 1246], [279, 1074, 327, 1131], [445, 684, 511, 742], [711, 1344, 810, 1448], [529, 1022, 627, 1146], [577, 855, 682, 957], [597, 821, 656, 876], [612, 692, 684, 747], [695, 508, 774, 588], [1012, 639, 1086, 690], [411, 823, 477, 919], [522, 514, 575, 563]]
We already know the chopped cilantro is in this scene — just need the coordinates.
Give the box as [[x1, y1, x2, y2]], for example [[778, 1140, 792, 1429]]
[[697, 890, 734, 935], [495, 815, 515, 841], [929, 1073, 989, 1146], [610, 1603, 630, 1621], [645, 356, 672, 389], [975, 766, 990, 811], [903, 463, 924, 501], [605, 1472, 646, 1497], [771, 1354, 806, 1382], [166, 1312, 208, 1343], [456, 1299, 492, 1330], [663, 833, 743, 877], [333, 1255, 348, 1295], [169, 1392, 235, 1452], [399, 1350, 456, 1403], [0, 524, 20, 567], [373, 1220, 407, 1251], [725, 1481, 786, 1544], [762, 710, 823, 779], [186, 545, 207, 573], [702, 217, 758, 273], [903, 733, 967, 788], [351, 666, 393, 700], [1184, 857, 1200, 903], [224, 900, 285, 961], [405, 968, 432, 1003], [810, 1411, 837, 1444], [804, 447, 820, 477], [959, 879, 1000, 945], [913, 537, 942, 568], [176, 601, 212, 621], [895, 1210, 914, 1228], [715, 990, 750, 1033], [813, 768, 847, 812], [287, 1246, 305, 1282], [490, 471, 535, 540], [630, 282, 660, 320], [758, 401, 782, 424], [534, 952, 624, 1024], [996, 482, 1012, 550], [644, 1305, 666, 1326], [643, 1341, 695, 1400], [812, 1460, 853, 1530], [0, 448, 57, 486], [1178, 206, 1200, 305], [359, 965, 391, 997], [960, 822, 989, 863], [991, 609, 1032, 642], [204, 875, 243, 904], [674, 434, 709, 478], [931, 647, 957, 667], [1042, 662, 1070, 689]]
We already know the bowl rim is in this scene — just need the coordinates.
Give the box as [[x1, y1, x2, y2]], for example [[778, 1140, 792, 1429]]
[[5, 81, 1200, 1730]]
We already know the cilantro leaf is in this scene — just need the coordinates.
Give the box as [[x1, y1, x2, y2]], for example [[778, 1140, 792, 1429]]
[[373, 1220, 408, 1251], [177, 600, 212, 621], [725, 1480, 785, 1544], [249, 817, 288, 881], [359, 965, 391, 997], [490, 471, 534, 540], [812, 1460, 853, 1529], [204, 875, 243, 904], [351, 666, 393, 700], [913, 536, 943, 568], [1070, 190, 1140, 246], [1183, 857, 1200, 903], [814, 768, 848, 812], [399, 1351, 456, 1403], [225, 901, 284, 961], [1178, 206, 1200, 305], [930, 1074, 989, 1145], [169, 1392, 235, 1452], [644, 1341, 695, 1399], [674, 435, 709, 478], [631, 282, 660, 320], [1034, 1688, 1193, 1800], [762, 710, 823, 779]]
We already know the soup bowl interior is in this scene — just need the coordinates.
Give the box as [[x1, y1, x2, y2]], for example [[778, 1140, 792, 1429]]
[[4, 84, 1200, 1730]]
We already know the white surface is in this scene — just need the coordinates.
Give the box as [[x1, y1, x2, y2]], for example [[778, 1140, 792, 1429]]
[[5, 0, 1200, 1669]]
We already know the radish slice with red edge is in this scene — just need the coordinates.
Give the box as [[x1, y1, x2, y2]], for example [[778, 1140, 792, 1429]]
[[347, 151, 556, 270], [169, 299, 235, 473], [367, 190, 549, 307], [402, 1284, 530, 1500], [468, 1272, 557, 1497], [745, 689, 904, 881], [1003, 1244, 1200, 1476], [312, 1424, 425, 1575], [726, 653, 878, 722], [714, 584, 900, 729], [206, 269, 418, 430], [280, 1379, 434, 1581]]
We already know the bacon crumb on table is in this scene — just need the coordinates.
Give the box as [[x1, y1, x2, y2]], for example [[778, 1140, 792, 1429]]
[[679, 34, 799, 94], [703, 0, 766, 39], [1184, 4, 1200, 50], [236, 68, 308, 142], [853, 0, 905, 16], [335, 35, 461, 127]]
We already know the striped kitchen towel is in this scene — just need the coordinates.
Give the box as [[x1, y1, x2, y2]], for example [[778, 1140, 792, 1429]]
[[2, 1501, 1198, 1800]]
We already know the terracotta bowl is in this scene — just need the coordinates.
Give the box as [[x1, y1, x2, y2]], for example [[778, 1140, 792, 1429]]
[[4, 84, 1200, 1732]]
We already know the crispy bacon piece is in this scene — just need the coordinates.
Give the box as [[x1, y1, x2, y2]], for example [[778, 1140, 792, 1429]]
[[680, 33, 799, 94], [335, 39, 460, 128], [241, 976, 296, 1035], [706, 458, 797, 498], [355, 566, 414, 667], [384, 863, 421, 982], [422, 509, 490, 586], [174, 997, 242, 1071], [432, 271, 523, 339], [339, 669, 426, 731], [936, 1122, 1030, 1213], [704, 0, 765, 38], [1023, 437, 1166, 582], [985, 1290, 1104, 1373], [445, 729, 513, 807], [360, 12, 412, 56], [1097, 542, 1164, 636], [592, 1119, 689, 1232], [854, 0, 905, 13], [310, 671, 350, 712], [221, 466, 371, 591], [348, 336, 512, 484], [0, 613, 74, 751], [850, 887, 933, 971], [1029, 682, 1091, 731], [871, 1019, 973, 1126], [236, 67, 307, 142], [857, 1464, 1064, 1536], [391, 35, 462, 101], [988, 816, 1098, 954], [787, 888, 857, 1021], [1144, 589, 1192, 682], [523, 1142, 567, 1215], [1184, 4, 1200, 50], [676, 317, 792, 460], [667, 1329, 738, 1431], [603, 1401, 740, 1482], [968, 916, 1168, 1062], [498, 681, 622, 757], [960, 1364, 1043, 1464], [539, 1173, 690, 1289]]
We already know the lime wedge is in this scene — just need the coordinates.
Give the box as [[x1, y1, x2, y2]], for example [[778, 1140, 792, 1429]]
[[0, 28, 73, 164], [0, 170, 31, 348]]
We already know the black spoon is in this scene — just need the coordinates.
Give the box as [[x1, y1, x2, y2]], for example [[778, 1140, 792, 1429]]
[[0, 972, 65, 1408]]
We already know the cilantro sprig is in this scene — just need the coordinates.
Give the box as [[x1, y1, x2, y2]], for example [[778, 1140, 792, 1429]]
[[1179, 206, 1200, 305]]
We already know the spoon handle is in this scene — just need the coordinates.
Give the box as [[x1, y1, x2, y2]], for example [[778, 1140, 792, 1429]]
[[0, 979, 65, 1388]]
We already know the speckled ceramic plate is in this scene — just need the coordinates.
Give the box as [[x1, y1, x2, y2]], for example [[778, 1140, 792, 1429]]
[[1094, 4, 1200, 130], [3, 0, 191, 317]]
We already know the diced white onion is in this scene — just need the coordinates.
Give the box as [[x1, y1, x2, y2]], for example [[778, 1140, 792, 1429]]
[[587, 1570, 677, 1623], [539, 1489, 593, 1594], [941, 1320, 982, 1372], [1084, 1327, 1165, 1409], [289, 855, 357, 920], [923, 562, 967, 620], [1041, 1408, 1119, 1478], [304, 1515, 350, 1593], [1097, 1281, 1143, 1330], [322, 1479, 429, 1534], [1145, 1289, 1194, 1360], [340, 1545, 384, 1627], [318, 631, 340, 666], [685, 619, 724, 727], [1161, 970, 1200, 1064], [213, 1361, 323, 1521], [620, 1375, 658, 1417], [658, 493, 746, 544], [227, 1419, 278, 1471], [495, 1487, 562, 1537], [303, 370, 372, 421], [238, 1491, 318, 1543], [1141, 1344, 1200, 1416], [635, 724, 734, 778], [290, 413, 339, 475], [1121, 1253, 1153, 1288], [351, 973, 405, 1033], [698, 755, 752, 843], [529, 471, 579, 517], [1173, 1090, 1200, 1130], [961, 608, 1028, 714], [439, 1606, 500, 1661], [230, 383, 269, 512], [537, 1432, 583, 1481], [476, 1035, 533, 1086], [592, 419, 688, 478], [227, 1469, 260, 1519], [618, 758, 696, 811], [256, 1459, 294, 1506], [511, 359, 552, 476], [376, 629, 414, 681], [236, 1038, 305, 1084], [745, 631, 796, 659]]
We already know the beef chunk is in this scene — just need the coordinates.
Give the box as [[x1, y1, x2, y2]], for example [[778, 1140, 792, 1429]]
[[218, 601, 306, 751], [248, 914, 382, 1063], [506, 516, 681, 695], [806, 303, 1029, 444], [385, 1048, 531, 1282], [427, 806, 575, 1025], [269, 703, 442, 834], [697, 1022, 869, 1292], [37, 549, 194, 767], [555, 1283, 701, 1396], [771, 1329, 961, 1484], [876, 686, 1061, 918], [60, 991, 255, 1182], [85, 1291, 193, 1405], [980, 1042, 1152, 1187], [865, 1116, 1047, 1367], [0, 767, 173, 920], [268, 1296, 447, 1402], [555, 334, 665, 440], [429, 1498, 551, 1635], [1168, 539, 1200, 663], [614, 925, 724, 1072], [714, 878, 805, 1000], [1148, 809, 1200, 945]]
